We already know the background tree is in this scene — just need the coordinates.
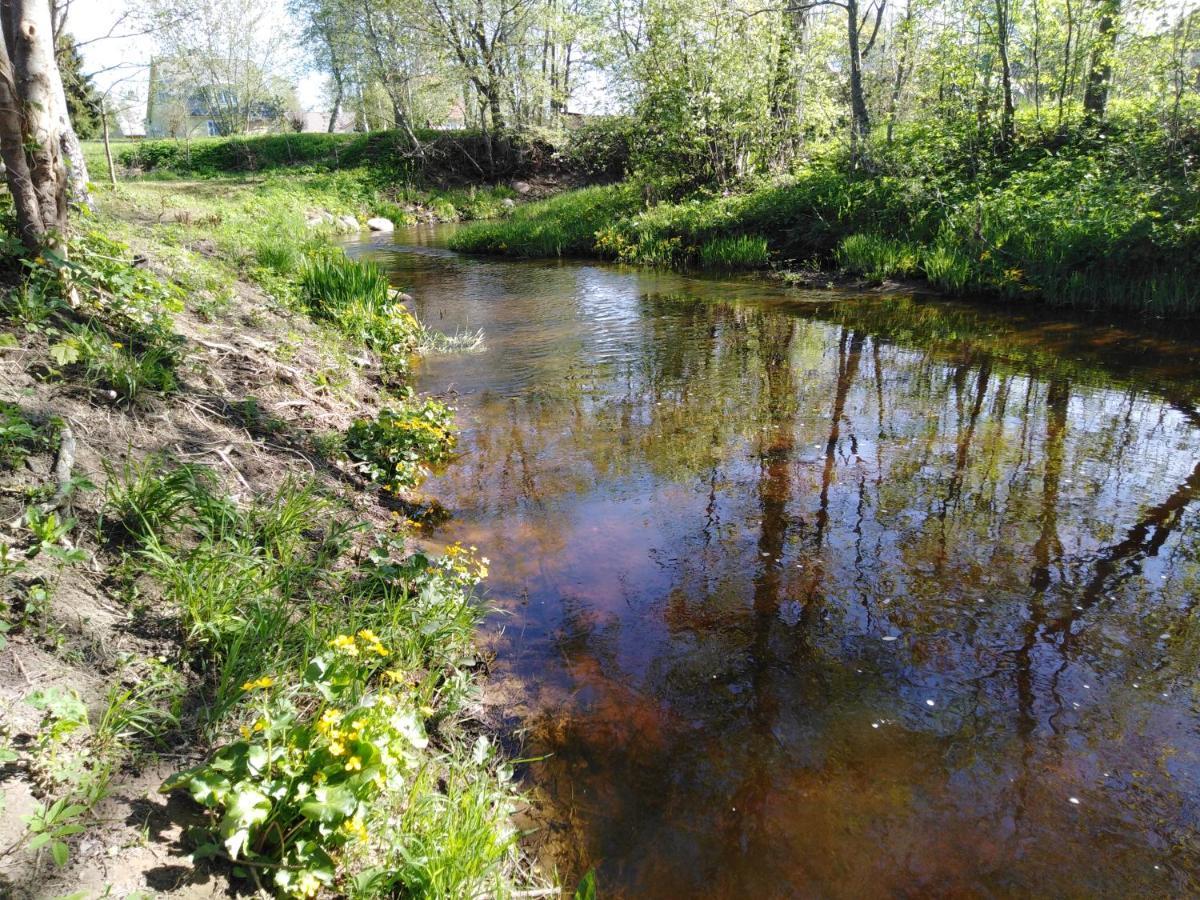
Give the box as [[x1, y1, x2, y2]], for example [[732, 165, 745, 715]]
[[54, 32, 100, 138], [142, 0, 291, 137]]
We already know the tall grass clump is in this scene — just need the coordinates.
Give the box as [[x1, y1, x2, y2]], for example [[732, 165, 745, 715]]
[[299, 254, 420, 364], [697, 234, 769, 270], [836, 234, 922, 281]]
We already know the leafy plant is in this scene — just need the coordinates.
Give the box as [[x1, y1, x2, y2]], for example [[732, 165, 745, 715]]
[[25, 797, 88, 867], [344, 393, 457, 493], [163, 639, 432, 896], [0, 403, 55, 469]]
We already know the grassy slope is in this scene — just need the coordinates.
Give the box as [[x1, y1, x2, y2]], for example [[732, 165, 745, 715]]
[[0, 172, 546, 897], [452, 117, 1200, 315], [82, 135, 518, 227]]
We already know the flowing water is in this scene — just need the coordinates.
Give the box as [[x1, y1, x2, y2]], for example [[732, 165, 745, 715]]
[[351, 225, 1200, 898]]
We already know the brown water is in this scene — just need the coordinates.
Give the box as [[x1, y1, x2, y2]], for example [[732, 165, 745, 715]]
[[352, 225, 1200, 898]]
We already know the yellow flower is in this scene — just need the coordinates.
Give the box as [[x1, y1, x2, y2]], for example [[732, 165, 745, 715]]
[[340, 816, 368, 841], [357, 628, 380, 643], [330, 634, 358, 656], [317, 708, 341, 733], [253, 719, 266, 732], [239, 725, 252, 739], [329, 740, 345, 756], [371, 642, 389, 657], [241, 675, 274, 691], [345, 755, 362, 772]]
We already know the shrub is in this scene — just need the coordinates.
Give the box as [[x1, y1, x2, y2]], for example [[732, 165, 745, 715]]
[[557, 115, 635, 181]]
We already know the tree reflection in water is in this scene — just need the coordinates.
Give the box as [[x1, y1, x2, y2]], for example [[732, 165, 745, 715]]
[[358, 231, 1200, 898]]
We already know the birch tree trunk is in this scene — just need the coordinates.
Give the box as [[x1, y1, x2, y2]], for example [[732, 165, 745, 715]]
[[0, 0, 71, 250]]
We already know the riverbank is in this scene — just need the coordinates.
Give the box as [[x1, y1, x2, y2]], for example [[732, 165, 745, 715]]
[[451, 116, 1200, 316], [0, 176, 548, 897]]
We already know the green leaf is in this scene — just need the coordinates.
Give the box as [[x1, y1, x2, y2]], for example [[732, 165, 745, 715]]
[[574, 869, 597, 900], [299, 785, 356, 824], [48, 340, 79, 367], [50, 840, 69, 867], [219, 787, 271, 858], [28, 832, 51, 850]]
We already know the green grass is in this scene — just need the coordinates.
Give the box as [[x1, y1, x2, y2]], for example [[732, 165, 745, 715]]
[[299, 255, 420, 367], [697, 234, 770, 270], [451, 184, 639, 257], [98, 459, 532, 895], [836, 234, 922, 281], [451, 116, 1200, 314]]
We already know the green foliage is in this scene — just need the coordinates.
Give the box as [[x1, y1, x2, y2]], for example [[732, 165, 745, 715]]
[[461, 116, 1200, 313], [163, 626, 514, 898], [300, 255, 420, 366], [0, 403, 55, 469], [101, 457, 232, 544], [557, 116, 635, 181], [104, 455, 520, 897], [345, 394, 458, 493], [5, 231, 186, 402], [697, 234, 769, 270], [836, 234, 922, 281], [451, 184, 640, 257], [55, 323, 182, 403], [25, 797, 88, 868]]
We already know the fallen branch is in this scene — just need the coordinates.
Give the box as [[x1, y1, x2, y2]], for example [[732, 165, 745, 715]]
[[38, 420, 78, 513]]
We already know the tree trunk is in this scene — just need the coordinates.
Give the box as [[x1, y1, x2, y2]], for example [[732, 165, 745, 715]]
[[885, 0, 914, 144], [0, 0, 69, 250], [327, 73, 343, 133], [1083, 0, 1119, 120], [996, 0, 1015, 143], [768, 4, 806, 167], [101, 95, 116, 186], [846, 0, 872, 160]]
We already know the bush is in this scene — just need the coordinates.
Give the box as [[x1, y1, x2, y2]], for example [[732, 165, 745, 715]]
[[557, 116, 635, 181]]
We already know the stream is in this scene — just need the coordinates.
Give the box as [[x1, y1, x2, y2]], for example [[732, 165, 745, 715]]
[[349, 223, 1200, 897]]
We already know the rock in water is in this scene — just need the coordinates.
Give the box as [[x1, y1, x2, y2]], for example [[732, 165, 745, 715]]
[[337, 215, 360, 232], [367, 217, 394, 232]]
